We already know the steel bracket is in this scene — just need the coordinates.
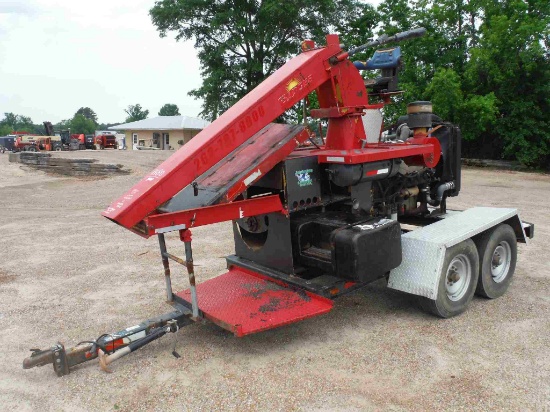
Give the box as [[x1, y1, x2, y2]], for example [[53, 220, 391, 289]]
[[52, 343, 69, 377]]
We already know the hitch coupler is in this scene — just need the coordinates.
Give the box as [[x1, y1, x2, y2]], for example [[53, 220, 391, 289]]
[[22, 306, 192, 377]]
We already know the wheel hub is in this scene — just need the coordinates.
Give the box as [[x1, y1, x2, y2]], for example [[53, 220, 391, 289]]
[[445, 254, 472, 301], [492, 252, 503, 267], [448, 267, 461, 283], [491, 241, 511, 283]]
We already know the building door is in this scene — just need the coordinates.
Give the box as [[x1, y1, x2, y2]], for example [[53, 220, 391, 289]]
[[163, 133, 170, 150], [132, 133, 138, 150], [152, 133, 161, 148]]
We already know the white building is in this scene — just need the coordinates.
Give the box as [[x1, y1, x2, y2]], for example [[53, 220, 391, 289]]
[[109, 116, 210, 150]]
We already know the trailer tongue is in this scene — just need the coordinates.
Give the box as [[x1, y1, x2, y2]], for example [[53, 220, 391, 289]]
[[23, 28, 534, 377]]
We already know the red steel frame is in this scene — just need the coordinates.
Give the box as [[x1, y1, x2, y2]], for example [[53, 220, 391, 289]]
[[316, 140, 441, 167], [144, 194, 285, 236]]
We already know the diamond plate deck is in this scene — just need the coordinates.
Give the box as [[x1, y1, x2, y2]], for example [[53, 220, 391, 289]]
[[388, 207, 521, 299], [176, 267, 333, 337]]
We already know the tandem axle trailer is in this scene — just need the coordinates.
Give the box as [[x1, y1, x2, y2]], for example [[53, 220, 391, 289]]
[[23, 206, 534, 376], [23, 28, 535, 377]]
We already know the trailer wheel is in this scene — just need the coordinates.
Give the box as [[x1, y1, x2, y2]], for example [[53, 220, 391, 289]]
[[474, 224, 517, 299], [422, 239, 479, 318]]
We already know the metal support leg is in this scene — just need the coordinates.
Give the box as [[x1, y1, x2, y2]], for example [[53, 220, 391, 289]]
[[181, 230, 199, 319], [158, 233, 173, 302]]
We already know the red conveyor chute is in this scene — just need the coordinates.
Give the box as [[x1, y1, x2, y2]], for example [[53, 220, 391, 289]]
[[102, 38, 343, 231]]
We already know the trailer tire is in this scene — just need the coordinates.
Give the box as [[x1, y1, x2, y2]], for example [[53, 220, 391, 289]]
[[55, 147, 62, 151], [422, 239, 479, 318], [474, 224, 517, 299]]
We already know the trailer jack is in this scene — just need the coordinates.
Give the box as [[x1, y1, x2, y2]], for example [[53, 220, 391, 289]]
[[22, 305, 192, 376]]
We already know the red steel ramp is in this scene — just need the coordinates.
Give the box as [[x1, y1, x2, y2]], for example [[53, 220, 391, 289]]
[[176, 267, 333, 337]]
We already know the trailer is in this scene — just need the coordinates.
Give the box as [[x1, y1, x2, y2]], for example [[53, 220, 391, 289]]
[[0, 136, 15, 152], [23, 28, 534, 377]]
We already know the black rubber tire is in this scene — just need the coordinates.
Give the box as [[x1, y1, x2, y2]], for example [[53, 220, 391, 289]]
[[55, 147, 62, 151], [474, 224, 517, 299], [421, 239, 480, 318]]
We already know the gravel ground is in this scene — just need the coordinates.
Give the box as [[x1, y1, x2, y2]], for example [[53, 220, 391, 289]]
[[0, 150, 548, 411]]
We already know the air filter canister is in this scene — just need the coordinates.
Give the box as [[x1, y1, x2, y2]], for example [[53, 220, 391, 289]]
[[407, 101, 433, 129]]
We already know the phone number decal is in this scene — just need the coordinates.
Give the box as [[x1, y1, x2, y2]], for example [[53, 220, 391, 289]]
[[193, 105, 265, 171]]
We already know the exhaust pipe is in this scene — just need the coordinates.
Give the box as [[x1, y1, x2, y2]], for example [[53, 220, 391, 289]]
[[423, 181, 455, 207]]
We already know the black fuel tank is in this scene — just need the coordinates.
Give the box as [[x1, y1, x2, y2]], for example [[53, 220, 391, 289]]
[[331, 218, 402, 282], [293, 213, 402, 283]]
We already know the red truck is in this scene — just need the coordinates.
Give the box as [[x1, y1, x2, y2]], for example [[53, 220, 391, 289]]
[[94, 134, 117, 149]]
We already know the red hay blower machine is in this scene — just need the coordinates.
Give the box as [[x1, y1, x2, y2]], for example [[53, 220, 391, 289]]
[[94, 133, 117, 150], [24, 28, 534, 377]]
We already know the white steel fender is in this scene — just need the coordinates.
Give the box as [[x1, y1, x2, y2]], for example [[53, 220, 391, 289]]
[[388, 207, 527, 299]]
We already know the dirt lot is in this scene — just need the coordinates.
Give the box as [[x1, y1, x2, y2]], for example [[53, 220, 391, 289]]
[[0, 150, 548, 411]]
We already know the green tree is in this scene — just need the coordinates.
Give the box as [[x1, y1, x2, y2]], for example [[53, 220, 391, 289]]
[[159, 103, 181, 116], [55, 119, 72, 131], [425, 68, 498, 142], [464, 0, 550, 166], [375, 0, 550, 166], [1, 113, 18, 130], [75, 107, 98, 124], [1, 112, 35, 132], [150, 0, 376, 120], [425, 68, 464, 122], [457, 93, 498, 143], [124, 104, 149, 122], [0, 124, 12, 136], [97, 122, 122, 130], [70, 114, 96, 134]]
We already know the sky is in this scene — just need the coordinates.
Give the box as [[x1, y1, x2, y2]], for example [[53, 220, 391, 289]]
[[0, 0, 203, 124], [0, 0, 382, 125]]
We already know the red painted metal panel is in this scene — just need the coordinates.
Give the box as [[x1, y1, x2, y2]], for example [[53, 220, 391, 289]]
[[144, 195, 285, 235], [176, 267, 333, 337], [316, 143, 437, 164], [102, 42, 341, 230]]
